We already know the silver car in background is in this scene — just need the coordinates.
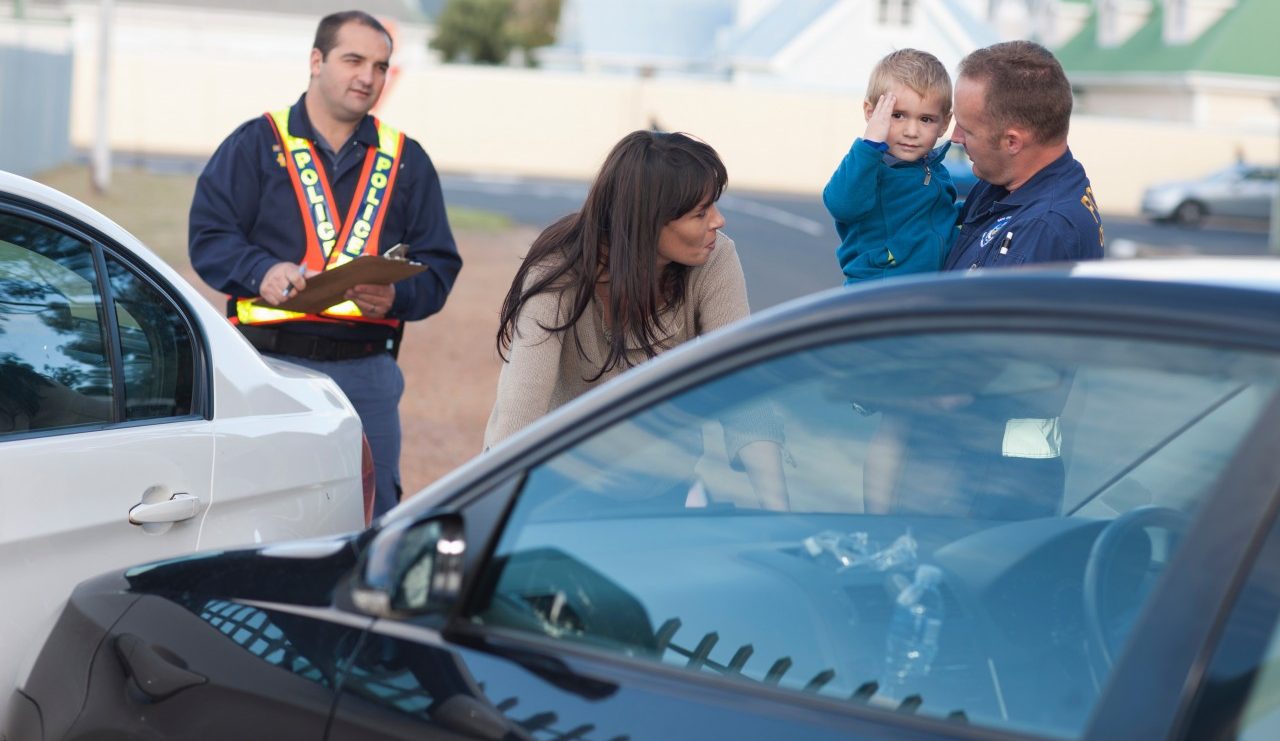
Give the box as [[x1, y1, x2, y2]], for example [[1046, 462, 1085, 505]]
[[1141, 163, 1277, 226]]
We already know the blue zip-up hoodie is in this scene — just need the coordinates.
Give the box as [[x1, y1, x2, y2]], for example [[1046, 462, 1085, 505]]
[[823, 139, 959, 284]]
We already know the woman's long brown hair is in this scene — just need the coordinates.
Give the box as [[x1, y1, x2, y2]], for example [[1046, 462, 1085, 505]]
[[496, 130, 728, 381]]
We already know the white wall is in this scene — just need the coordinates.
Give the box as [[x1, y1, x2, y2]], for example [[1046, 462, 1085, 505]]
[[64, 1, 433, 155], [1069, 115, 1278, 215], [56, 8, 1280, 216]]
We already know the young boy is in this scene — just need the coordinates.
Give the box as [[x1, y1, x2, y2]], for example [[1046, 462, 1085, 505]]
[[823, 49, 958, 284]]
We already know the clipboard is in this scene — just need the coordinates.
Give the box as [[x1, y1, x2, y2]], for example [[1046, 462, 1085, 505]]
[[259, 254, 427, 314]]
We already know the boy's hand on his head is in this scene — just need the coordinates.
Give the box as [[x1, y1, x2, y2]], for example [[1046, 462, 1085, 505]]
[[863, 92, 896, 145]]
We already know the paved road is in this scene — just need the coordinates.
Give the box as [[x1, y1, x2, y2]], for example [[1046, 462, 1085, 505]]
[[441, 174, 839, 309], [108, 155, 1272, 308], [442, 173, 1273, 310]]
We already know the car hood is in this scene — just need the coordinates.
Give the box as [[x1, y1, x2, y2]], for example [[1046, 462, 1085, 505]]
[[120, 532, 368, 607]]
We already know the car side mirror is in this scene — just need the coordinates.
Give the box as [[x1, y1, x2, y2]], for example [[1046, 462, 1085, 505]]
[[351, 514, 466, 619]]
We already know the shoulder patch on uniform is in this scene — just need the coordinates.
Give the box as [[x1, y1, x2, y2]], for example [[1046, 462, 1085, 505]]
[[980, 216, 1012, 248]]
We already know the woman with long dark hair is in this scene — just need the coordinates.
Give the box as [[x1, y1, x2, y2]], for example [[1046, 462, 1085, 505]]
[[485, 130, 787, 509]]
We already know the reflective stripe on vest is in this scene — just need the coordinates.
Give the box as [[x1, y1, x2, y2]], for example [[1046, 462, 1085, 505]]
[[231, 108, 405, 327]]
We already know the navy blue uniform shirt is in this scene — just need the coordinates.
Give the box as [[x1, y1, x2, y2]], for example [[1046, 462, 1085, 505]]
[[944, 148, 1103, 271], [189, 94, 462, 341]]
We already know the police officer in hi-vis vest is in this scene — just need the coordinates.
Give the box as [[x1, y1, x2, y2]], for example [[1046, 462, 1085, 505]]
[[190, 10, 462, 518]]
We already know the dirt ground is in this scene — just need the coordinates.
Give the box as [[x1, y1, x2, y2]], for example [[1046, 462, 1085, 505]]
[[392, 228, 534, 495], [35, 163, 534, 499], [180, 226, 536, 499]]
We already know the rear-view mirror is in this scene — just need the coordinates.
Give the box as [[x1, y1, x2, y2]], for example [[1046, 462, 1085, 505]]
[[351, 513, 466, 618]]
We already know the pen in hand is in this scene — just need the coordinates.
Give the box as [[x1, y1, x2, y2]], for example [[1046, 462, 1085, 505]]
[[281, 262, 307, 299]]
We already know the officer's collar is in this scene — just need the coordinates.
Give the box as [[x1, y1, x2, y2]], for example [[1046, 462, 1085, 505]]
[[992, 148, 1075, 208], [289, 94, 380, 150]]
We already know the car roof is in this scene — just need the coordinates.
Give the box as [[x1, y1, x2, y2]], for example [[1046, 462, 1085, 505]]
[[1066, 256, 1280, 292], [0, 169, 158, 257], [399, 257, 1280, 517], [0, 169, 244, 345], [0, 168, 194, 285]]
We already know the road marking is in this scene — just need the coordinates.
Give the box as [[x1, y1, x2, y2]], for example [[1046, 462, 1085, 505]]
[[446, 175, 826, 237], [710, 194, 827, 237], [445, 175, 585, 201]]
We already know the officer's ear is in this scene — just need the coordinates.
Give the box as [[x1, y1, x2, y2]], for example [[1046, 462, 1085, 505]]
[[310, 47, 324, 78], [1003, 127, 1028, 155]]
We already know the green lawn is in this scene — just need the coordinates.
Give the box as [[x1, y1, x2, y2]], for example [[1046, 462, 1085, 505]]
[[33, 164, 510, 267]]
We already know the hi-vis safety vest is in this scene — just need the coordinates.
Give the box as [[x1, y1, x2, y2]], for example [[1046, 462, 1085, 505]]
[[230, 108, 405, 328]]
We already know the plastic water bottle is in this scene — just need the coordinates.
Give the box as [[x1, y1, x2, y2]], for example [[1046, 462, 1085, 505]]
[[867, 530, 918, 573], [879, 564, 945, 700], [802, 529, 917, 573]]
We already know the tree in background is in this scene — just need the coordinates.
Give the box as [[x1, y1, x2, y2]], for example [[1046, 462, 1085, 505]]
[[430, 0, 561, 66], [508, 0, 562, 64]]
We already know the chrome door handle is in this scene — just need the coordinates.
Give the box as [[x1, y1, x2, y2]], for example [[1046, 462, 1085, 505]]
[[129, 493, 200, 525]]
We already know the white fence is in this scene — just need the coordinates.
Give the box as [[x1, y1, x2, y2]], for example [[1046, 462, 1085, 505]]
[[0, 19, 72, 177]]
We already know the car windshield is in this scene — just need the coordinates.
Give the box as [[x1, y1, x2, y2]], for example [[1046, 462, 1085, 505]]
[[472, 331, 1280, 739], [1205, 166, 1246, 182]]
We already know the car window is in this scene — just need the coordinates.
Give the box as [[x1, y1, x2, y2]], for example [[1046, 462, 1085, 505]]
[[468, 331, 1280, 739], [0, 213, 196, 435], [1220, 593, 1280, 741], [104, 250, 195, 420], [0, 214, 112, 434], [1179, 505, 1280, 741], [1243, 637, 1280, 739]]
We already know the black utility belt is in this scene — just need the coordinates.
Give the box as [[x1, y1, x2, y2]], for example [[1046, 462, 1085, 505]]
[[239, 325, 391, 361]]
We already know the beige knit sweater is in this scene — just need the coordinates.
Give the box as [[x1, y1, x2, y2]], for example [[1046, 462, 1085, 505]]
[[484, 232, 749, 449]]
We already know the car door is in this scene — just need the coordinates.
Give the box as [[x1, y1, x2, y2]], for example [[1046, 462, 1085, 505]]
[[1209, 167, 1273, 219], [1173, 499, 1280, 740], [1238, 168, 1278, 220], [329, 320, 1280, 740], [0, 205, 212, 696], [1198, 167, 1245, 217]]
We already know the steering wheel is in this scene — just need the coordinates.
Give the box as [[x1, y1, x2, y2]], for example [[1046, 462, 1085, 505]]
[[1082, 505, 1189, 671]]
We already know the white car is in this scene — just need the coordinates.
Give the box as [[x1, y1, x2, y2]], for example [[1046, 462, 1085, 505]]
[[0, 170, 370, 715], [1141, 163, 1278, 226]]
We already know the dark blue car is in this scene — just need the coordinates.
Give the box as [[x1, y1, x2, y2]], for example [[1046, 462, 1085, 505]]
[[11, 261, 1280, 741]]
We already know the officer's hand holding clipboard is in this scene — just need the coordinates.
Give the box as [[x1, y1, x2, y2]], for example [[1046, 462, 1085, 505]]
[[258, 244, 426, 314]]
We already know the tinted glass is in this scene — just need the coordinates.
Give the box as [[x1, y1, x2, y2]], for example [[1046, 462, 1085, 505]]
[[0, 214, 111, 434], [105, 252, 194, 419], [1240, 635, 1280, 738], [1182, 513, 1280, 740], [471, 332, 1280, 739]]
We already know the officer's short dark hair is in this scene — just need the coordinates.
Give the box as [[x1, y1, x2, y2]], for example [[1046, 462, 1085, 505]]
[[313, 11, 393, 59], [959, 40, 1072, 145]]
